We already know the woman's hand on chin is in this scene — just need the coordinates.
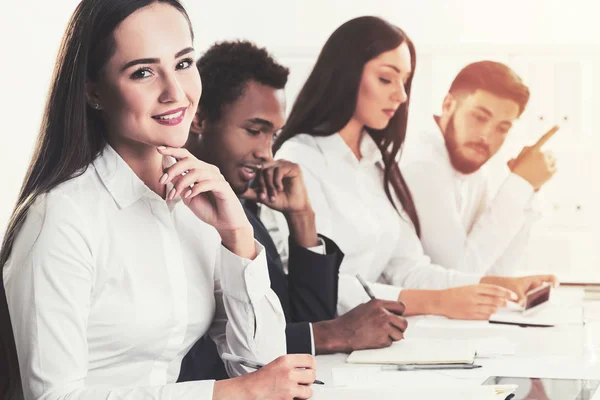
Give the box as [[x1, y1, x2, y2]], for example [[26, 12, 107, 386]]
[[157, 146, 255, 259]]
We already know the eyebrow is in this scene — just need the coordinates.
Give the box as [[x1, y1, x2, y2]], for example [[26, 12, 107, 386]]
[[474, 106, 493, 117], [473, 107, 513, 127], [381, 64, 412, 75], [120, 47, 195, 71], [245, 118, 274, 129]]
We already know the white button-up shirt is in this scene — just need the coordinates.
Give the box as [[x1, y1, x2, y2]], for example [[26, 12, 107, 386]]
[[400, 117, 537, 276], [261, 133, 480, 315], [4, 145, 286, 400]]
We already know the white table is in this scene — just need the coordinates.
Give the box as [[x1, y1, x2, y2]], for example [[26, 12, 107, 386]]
[[313, 287, 600, 399]]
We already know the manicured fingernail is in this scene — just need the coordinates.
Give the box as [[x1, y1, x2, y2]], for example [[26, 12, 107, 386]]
[[157, 146, 166, 150], [260, 192, 267, 200], [509, 291, 518, 301], [168, 188, 176, 200], [270, 196, 276, 202], [184, 189, 192, 198], [159, 173, 168, 184]]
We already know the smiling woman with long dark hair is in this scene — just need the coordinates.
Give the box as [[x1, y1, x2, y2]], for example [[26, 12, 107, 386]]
[[262, 16, 554, 321], [0, 1, 316, 399]]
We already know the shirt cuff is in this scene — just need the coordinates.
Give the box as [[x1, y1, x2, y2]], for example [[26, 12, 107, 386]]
[[218, 240, 270, 304], [526, 189, 543, 217], [307, 237, 326, 255], [309, 323, 315, 356], [285, 322, 313, 354], [496, 173, 535, 210]]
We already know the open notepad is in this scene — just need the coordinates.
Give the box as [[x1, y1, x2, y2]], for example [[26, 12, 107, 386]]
[[346, 338, 477, 365]]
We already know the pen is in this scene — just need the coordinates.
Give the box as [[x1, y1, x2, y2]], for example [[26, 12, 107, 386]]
[[381, 363, 482, 371], [221, 353, 325, 385], [489, 320, 553, 328], [356, 274, 376, 300]]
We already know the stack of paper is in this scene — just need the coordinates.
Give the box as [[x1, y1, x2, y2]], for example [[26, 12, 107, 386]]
[[346, 338, 476, 365]]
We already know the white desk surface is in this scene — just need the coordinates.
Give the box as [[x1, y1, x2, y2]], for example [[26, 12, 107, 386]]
[[313, 287, 600, 399]]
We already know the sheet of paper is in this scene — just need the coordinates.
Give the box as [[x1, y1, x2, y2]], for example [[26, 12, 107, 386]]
[[312, 385, 516, 400], [476, 336, 517, 357], [332, 366, 471, 388], [404, 323, 517, 357], [415, 316, 491, 329], [346, 338, 476, 365], [410, 319, 588, 357]]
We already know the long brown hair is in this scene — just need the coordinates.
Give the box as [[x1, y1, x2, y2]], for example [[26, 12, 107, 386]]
[[0, 1, 193, 397], [273, 16, 421, 235]]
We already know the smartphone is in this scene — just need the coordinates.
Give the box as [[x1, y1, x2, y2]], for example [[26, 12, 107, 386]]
[[522, 282, 551, 314]]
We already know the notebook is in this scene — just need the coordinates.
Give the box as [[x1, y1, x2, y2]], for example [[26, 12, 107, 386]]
[[346, 338, 477, 365]]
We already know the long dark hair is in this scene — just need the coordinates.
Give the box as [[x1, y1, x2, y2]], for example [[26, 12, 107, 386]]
[[273, 16, 421, 235], [0, 1, 193, 397]]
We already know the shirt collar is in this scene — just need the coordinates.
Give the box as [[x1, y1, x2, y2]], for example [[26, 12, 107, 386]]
[[315, 132, 383, 166], [360, 132, 384, 165], [93, 144, 178, 209]]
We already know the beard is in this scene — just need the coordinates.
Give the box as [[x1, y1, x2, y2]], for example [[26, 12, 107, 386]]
[[443, 114, 490, 174]]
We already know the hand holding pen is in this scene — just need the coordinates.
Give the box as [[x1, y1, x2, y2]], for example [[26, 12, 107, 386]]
[[222, 352, 324, 385], [344, 274, 409, 349], [213, 353, 318, 399]]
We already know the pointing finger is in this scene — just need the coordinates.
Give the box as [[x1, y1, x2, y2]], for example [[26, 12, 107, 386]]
[[532, 125, 560, 150]]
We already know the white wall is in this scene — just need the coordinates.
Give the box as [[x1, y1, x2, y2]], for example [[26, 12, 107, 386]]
[[1, 0, 599, 277]]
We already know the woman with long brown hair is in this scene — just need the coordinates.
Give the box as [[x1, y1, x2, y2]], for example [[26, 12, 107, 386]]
[[0, 1, 315, 399]]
